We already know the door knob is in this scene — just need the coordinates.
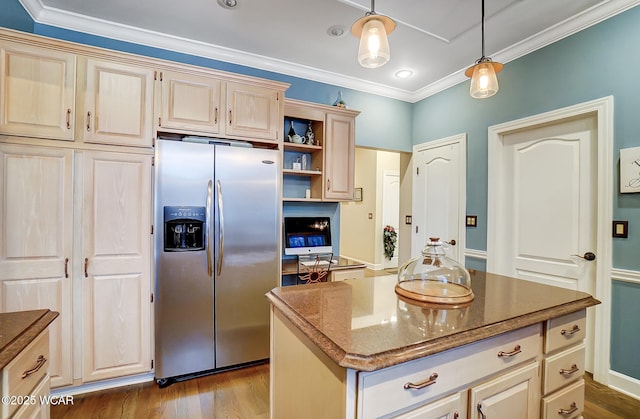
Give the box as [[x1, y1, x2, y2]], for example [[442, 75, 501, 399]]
[[445, 239, 456, 246], [573, 252, 596, 261]]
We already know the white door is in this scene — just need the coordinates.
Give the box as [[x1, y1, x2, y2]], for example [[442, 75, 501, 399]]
[[412, 134, 466, 263], [382, 171, 399, 268], [488, 115, 599, 373]]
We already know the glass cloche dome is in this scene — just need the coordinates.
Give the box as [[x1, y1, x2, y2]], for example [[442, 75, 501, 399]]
[[395, 237, 474, 305]]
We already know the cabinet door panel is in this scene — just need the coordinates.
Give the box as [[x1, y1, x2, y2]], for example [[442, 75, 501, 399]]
[[470, 362, 540, 419], [226, 82, 279, 140], [395, 391, 467, 419], [83, 59, 153, 147], [81, 151, 152, 382], [0, 42, 75, 140], [324, 112, 355, 200], [160, 71, 221, 133], [0, 144, 73, 387]]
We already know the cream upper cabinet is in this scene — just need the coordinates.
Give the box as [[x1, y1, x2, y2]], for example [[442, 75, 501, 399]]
[[0, 41, 76, 141], [225, 82, 280, 140], [0, 143, 74, 388], [157, 73, 282, 141], [80, 58, 154, 147], [324, 111, 357, 201], [80, 150, 152, 382], [158, 70, 222, 134]]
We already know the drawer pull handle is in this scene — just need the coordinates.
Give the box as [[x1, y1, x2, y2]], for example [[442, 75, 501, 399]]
[[64, 257, 69, 278], [559, 364, 580, 375], [66, 109, 71, 129], [403, 372, 438, 390], [497, 344, 521, 358], [557, 402, 578, 415], [21, 355, 47, 379], [561, 325, 580, 335], [84, 257, 89, 278], [477, 403, 487, 419], [86, 111, 91, 131]]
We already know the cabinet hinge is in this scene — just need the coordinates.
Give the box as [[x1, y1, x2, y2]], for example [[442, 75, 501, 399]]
[[151, 293, 154, 303]]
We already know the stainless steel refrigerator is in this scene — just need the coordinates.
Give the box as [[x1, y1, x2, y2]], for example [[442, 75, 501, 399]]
[[154, 138, 279, 386]]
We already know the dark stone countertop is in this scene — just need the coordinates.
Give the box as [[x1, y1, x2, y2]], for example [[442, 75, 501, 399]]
[[0, 309, 59, 370], [266, 270, 600, 372]]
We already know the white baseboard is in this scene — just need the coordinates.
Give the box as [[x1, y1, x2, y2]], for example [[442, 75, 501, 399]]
[[51, 373, 155, 397], [607, 370, 640, 401]]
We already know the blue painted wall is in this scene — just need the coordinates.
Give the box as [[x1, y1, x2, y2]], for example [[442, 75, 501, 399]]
[[2, 1, 640, 382], [413, 6, 640, 380]]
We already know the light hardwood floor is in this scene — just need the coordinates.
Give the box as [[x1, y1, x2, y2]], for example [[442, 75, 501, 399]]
[[51, 364, 639, 419]]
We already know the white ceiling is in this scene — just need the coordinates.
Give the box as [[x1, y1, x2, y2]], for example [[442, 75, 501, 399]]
[[18, 0, 640, 102]]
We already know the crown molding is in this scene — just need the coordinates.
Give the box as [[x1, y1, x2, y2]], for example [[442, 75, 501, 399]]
[[18, 0, 640, 103]]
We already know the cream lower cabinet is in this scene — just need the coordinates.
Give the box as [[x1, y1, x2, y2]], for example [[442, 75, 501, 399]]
[[0, 41, 76, 141], [271, 309, 542, 419], [0, 143, 74, 388], [541, 310, 587, 419], [0, 144, 153, 387], [1, 330, 51, 419], [80, 150, 152, 382], [79, 58, 154, 148]]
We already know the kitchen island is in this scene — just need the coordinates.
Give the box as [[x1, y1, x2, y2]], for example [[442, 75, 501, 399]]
[[0, 309, 59, 418], [267, 271, 599, 418]]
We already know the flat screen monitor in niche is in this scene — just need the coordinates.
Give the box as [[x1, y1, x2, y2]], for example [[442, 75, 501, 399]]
[[284, 217, 332, 255]]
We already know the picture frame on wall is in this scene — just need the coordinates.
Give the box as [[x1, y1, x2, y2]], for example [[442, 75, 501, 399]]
[[620, 146, 640, 193]]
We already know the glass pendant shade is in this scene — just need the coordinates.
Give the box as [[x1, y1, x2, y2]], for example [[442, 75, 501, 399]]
[[468, 60, 501, 99], [357, 18, 391, 68]]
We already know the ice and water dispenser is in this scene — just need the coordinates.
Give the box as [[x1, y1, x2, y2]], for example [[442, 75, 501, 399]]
[[163, 206, 205, 251]]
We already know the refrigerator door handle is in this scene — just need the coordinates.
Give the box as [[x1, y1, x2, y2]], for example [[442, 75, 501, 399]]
[[216, 179, 225, 276], [206, 179, 213, 277]]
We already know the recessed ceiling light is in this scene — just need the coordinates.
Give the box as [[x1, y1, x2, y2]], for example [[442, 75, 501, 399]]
[[395, 69, 413, 79], [217, 0, 238, 9], [327, 25, 347, 38]]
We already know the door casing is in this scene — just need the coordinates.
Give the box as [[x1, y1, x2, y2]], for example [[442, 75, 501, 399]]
[[487, 96, 614, 384]]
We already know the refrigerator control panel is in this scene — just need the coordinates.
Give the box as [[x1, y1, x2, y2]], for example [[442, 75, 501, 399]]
[[163, 206, 206, 251]]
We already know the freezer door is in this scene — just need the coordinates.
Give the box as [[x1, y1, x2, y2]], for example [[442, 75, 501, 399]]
[[214, 146, 280, 368], [154, 140, 216, 379]]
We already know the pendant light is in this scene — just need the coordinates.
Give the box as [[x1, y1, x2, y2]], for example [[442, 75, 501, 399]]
[[351, 0, 396, 68], [465, 0, 503, 99]]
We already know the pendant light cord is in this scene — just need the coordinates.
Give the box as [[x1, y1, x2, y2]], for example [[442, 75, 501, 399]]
[[367, 0, 376, 16], [481, 0, 486, 59]]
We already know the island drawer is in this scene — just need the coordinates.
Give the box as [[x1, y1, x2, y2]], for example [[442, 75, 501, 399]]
[[1, 329, 49, 418], [542, 378, 584, 419], [544, 310, 586, 354], [543, 343, 585, 395], [357, 324, 542, 419]]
